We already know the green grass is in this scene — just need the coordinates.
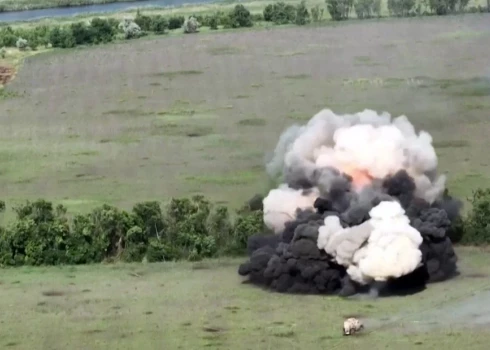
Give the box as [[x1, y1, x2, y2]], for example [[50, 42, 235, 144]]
[[185, 169, 262, 185], [282, 73, 311, 80], [149, 70, 204, 79], [207, 46, 244, 55], [1, 11, 489, 216], [0, 246, 489, 349], [237, 117, 266, 126], [0, 13, 490, 348]]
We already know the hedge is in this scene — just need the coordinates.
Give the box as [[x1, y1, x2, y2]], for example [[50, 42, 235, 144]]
[[0, 1, 487, 52], [0, 195, 265, 266], [0, 184, 489, 267]]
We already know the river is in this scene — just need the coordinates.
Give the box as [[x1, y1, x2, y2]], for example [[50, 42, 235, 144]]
[[0, 0, 221, 23]]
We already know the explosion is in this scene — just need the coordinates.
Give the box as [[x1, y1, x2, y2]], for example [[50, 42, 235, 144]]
[[238, 108, 461, 297]]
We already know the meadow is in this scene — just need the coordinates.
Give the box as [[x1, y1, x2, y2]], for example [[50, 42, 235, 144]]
[[0, 246, 489, 349], [0, 7, 490, 349], [1, 13, 490, 215]]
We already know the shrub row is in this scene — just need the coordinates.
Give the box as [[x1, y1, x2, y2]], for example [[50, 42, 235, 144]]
[[326, 0, 480, 19], [0, 195, 265, 266], [0, 1, 488, 51], [459, 188, 490, 246], [1, 185, 490, 267]]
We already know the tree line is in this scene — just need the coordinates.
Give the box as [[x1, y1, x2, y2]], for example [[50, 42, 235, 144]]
[[0, 0, 488, 52], [0, 195, 264, 266], [0, 185, 489, 267]]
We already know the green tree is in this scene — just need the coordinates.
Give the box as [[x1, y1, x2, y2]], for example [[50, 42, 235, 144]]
[[89, 17, 116, 44], [150, 15, 169, 34], [387, 0, 416, 16], [326, 0, 354, 20], [49, 26, 76, 48], [311, 5, 325, 22], [354, 0, 382, 18], [228, 4, 254, 28], [462, 188, 490, 245], [295, 1, 311, 25]]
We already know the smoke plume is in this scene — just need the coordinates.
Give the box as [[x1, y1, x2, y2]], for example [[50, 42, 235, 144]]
[[238, 108, 462, 296]]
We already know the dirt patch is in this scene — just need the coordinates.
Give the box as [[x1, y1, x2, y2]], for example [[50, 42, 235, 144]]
[[202, 326, 224, 333], [42, 290, 66, 297], [81, 329, 105, 335], [464, 272, 488, 279], [0, 66, 15, 86]]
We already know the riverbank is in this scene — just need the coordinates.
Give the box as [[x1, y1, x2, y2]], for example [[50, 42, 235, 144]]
[[0, 0, 488, 89], [0, 0, 226, 23], [0, 0, 150, 13], [2, 0, 300, 28]]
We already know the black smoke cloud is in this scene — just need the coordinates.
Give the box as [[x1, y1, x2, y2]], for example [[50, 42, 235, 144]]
[[238, 109, 464, 297], [238, 169, 462, 296]]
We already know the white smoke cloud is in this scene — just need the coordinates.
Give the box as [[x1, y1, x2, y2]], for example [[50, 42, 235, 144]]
[[262, 108, 446, 232], [318, 200, 423, 285], [263, 185, 319, 234]]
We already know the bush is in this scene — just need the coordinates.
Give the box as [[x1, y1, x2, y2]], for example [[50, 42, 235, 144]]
[[49, 26, 76, 48], [467, 4, 488, 12], [208, 14, 219, 30], [228, 4, 254, 28], [16, 37, 28, 50], [89, 17, 117, 44], [427, 0, 469, 14], [355, 0, 382, 18], [264, 4, 274, 21], [263, 2, 296, 24], [0, 200, 71, 266], [0, 27, 17, 47], [251, 13, 264, 22], [387, 0, 416, 16], [118, 18, 143, 39], [168, 16, 185, 30], [134, 11, 168, 34], [183, 16, 200, 33], [70, 22, 94, 45], [311, 5, 325, 22], [457, 0, 471, 11], [462, 188, 490, 245], [295, 1, 311, 25], [326, 0, 354, 20], [0, 195, 265, 266], [164, 196, 217, 260], [0, 47, 5, 58], [134, 10, 153, 31], [227, 210, 265, 255], [28, 25, 50, 48], [149, 15, 169, 34]]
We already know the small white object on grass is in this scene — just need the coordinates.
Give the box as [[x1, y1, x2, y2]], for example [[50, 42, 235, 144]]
[[343, 317, 364, 336]]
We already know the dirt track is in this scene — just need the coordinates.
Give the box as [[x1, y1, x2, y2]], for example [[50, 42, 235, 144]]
[[0, 66, 14, 85]]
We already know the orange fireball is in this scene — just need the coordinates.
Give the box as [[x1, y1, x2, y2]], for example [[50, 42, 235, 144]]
[[338, 164, 374, 191]]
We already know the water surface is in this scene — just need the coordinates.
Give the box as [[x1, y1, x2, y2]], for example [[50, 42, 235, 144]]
[[0, 0, 219, 23]]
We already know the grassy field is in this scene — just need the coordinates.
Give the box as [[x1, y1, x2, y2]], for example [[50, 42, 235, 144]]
[[1, 14, 490, 217], [0, 246, 488, 349], [0, 0, 149, 12], [0, 7, 489, 350]]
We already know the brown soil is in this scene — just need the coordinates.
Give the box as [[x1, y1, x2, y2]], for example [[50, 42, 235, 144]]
[[0, 65, 14, 85]]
